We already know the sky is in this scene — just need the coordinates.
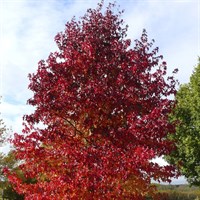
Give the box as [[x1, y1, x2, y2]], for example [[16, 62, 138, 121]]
[[0, 0, 199, 185]]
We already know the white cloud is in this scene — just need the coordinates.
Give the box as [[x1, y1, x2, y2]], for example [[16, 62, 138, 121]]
[[152, 157, 188, 184], [0, 0, 104, 150], [0, 0, 111, 101], [0, 100, 34, 133], [123, 0, 199, 83]]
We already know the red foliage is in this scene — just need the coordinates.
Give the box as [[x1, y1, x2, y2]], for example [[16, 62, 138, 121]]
[[8, 2, 178, 199]]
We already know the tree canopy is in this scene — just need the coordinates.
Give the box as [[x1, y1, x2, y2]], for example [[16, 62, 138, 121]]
[[7, 2, 178, 199], [166, 59, 200, 186]]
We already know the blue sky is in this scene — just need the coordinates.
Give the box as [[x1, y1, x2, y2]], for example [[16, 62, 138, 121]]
[[0, 0, 199, 184]]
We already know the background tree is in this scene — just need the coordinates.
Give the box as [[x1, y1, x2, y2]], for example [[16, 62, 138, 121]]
[[7, 2, 178, 199], [166, 59, 200, 186], [0, 99, 7, 145], [0, 99, 24, 199], [0, 101, 7, 197], [0, 151, 24, 200]]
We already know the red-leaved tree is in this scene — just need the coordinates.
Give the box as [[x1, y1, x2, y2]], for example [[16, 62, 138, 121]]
[[7, 2, 178, 199]]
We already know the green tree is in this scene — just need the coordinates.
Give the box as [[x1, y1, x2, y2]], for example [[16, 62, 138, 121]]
[[0, 151, 24, 200], [167, 59, 200, 186], [0, 109, 6, 144], [0, 100, 24, 199]]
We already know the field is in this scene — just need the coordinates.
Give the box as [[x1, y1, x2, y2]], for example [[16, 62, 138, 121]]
[[155, 184, 200, 200], [0, 184, 199, 199]]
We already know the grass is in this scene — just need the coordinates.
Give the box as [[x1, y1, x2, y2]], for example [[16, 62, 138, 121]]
[[155, 184, 200, 200], [0, 183, 199, 199]]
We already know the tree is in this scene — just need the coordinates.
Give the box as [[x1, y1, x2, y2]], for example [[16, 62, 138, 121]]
[[0, 98, 8, 183], [0, 100, 6, 145], [0, 100, 24, 199], [166, 59, 200, 186], [0, 151, 24, 200], [7, 2, 178, 199]]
